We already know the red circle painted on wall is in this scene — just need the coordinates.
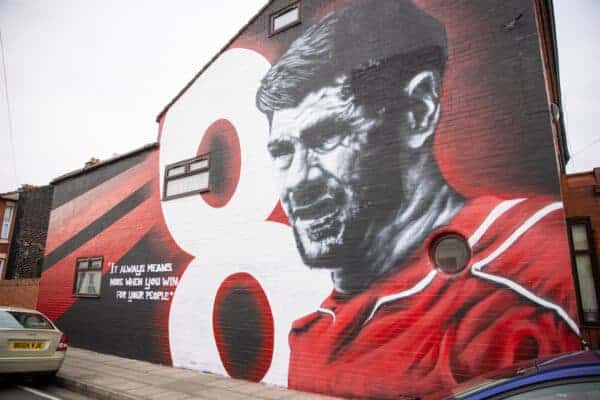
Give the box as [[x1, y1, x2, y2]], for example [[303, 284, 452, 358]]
[[212, 272, 274, 382], [198, 119, 241, 208]]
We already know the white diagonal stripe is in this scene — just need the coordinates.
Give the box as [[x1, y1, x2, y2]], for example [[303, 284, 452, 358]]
[[468, 198, 526, 247], [363, 270, 438, 326], [472, 268, 580, 336], [471, 202, 563, 272], [469, 201, 579, 336], [317, 307, 336, 323]]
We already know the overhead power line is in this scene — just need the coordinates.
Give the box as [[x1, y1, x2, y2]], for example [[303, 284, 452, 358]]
[[569, 134, 600, 158], [0, 28, 19, 188]]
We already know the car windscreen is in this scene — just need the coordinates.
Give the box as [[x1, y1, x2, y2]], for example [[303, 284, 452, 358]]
[[0, 311, 54, 330]]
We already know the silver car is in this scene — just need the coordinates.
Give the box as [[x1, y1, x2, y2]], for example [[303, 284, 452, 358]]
[[0, 306, 67, 377]]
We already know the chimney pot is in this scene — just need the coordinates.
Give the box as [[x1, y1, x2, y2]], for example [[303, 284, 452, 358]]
[[85, 157, 101, 168]]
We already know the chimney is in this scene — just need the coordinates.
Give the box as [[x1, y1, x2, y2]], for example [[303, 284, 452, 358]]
[[85, 157, 101, 168], [20, 184, 37, 191]]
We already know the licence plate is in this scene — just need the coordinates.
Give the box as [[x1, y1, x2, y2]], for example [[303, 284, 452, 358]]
[[10, 341, 46, 350]]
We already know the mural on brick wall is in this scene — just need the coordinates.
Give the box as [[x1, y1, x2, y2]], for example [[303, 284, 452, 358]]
[[39, 1, 582, 399], [38, 148, 193, 364]]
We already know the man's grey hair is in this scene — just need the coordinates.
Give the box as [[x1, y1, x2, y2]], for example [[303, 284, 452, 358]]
[[256, 0, 448, 119]]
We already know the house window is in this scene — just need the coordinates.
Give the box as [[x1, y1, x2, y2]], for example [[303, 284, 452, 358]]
[[270, 3, 301, 36], [567, 218, 600, 324], [163, 155, 210, 200], [74, 257, 103, 297], [1, 205, 14, 240], [0, 257, 5, 280]]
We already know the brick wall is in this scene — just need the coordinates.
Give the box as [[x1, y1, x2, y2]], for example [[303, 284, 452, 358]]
[[0, 278, 40, 309], [561, 168, 600, 347], [38, 2, 580, 399], [6, 185, 53, 279]]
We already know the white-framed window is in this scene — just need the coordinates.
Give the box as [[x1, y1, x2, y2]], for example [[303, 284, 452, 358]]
[[0, 257, 5, 280], [74, 257, 103, 297], [270, 2, 301, 36], [163, 154, 210, 201], [1, 205, 14, 240]]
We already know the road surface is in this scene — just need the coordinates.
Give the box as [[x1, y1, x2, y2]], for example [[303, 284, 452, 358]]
[[0, 375, 91, 400]]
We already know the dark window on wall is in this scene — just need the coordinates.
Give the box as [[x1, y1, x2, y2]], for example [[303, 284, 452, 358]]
[[567, 218, 600, 325], [74, 257, 103, 297], [163, 154, 211, 201], [430, 234, 471, 274], [269, 2, 301, 36]]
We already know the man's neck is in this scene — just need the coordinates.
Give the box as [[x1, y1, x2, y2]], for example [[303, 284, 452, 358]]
[[332, 180, 465, 295]]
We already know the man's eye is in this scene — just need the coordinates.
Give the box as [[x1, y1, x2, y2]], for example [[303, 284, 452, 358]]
[[268, 141, 294, 159], [268, 141, 295, 169], [314, 132, 343, 153]]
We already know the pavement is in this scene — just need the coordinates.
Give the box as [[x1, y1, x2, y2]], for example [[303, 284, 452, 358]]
[[56, 347, 339, 400]]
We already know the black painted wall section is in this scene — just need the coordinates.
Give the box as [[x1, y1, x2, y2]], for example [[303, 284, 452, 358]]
[[56, 227, 171, 364], [6, 185, 53, 279]]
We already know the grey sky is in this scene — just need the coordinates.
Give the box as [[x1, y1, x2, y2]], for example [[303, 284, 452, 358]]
[[0, 1, 598, 193], [0, 0, 264, 192], [554, 0, 600, 174]]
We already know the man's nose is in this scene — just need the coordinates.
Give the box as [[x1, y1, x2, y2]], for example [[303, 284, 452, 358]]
[[284, 151, 326, 208]]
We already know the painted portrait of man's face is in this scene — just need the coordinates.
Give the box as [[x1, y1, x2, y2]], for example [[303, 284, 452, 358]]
[[268, 84, 382, 269], [257, 1, 454, 292]]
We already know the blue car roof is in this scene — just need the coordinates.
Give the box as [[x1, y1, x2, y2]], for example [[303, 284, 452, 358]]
[[536, 350, 600, 372], [448, 351, 600, 400]]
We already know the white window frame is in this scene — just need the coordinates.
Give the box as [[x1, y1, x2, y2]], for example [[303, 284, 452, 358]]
[[163, 154, 211, 201], [1, 204, 15, 240], [73, 256, 103, 297], [269, 2, 301, 36]]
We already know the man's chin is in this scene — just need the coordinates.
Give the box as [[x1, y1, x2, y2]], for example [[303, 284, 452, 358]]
[[291, 214, 355, 267], [299, 252, 338, 270], [294, 234, 343, 269]]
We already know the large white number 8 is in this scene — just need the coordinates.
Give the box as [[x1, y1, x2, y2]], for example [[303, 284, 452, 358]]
[[160, 48, 330, 386]]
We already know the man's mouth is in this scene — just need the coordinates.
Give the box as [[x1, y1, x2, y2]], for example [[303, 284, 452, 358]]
[[306, 215, 342, 241], [291, 197, 343, 242]]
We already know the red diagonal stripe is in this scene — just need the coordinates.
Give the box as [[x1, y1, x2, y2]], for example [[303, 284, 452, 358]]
[[38, 182, 159, 321], [46, 152, 157, 254]]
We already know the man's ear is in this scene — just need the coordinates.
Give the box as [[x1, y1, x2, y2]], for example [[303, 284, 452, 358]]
[[404, 70, 441, 149]]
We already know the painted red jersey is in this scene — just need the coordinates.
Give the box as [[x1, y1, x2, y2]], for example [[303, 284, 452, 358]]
[[288, 196, 581, 399]]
